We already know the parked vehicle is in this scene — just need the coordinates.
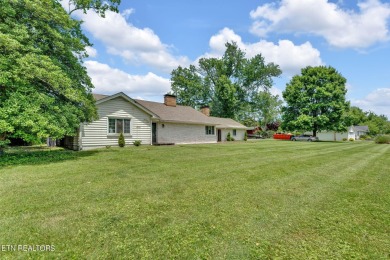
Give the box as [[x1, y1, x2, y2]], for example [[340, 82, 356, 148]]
[[291, 134, 319, 142], [273, 133, 294, 140]]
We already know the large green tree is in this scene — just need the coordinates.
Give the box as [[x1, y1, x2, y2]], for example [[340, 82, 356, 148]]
[[344, 106, 366, 126], [0, 0, 120, 153], [252, 90, 283, 130], [171, 42, 282, 121], [282, 66, 350, 136]]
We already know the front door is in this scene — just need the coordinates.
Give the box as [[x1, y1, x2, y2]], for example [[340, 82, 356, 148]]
[[152, 123, 157, 144], [217, 129, 222, 142]]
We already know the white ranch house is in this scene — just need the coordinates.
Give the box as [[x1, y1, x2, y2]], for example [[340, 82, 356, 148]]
[[62, 92, 248, 150]]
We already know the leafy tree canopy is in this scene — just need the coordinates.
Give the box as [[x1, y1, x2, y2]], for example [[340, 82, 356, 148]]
[[64, 0, 121, 17], [252, 90, 283, 130], [282, 66, 350, 136], [345, 107, 390, 135], [0, 0, 120, 150], [171, 42, 282, 121]]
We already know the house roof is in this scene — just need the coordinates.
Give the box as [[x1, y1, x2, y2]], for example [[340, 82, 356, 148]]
[[92, 92, 247, 128], [354, 125, 369, 132], [93, 93, 109, 101], [208, 117, 248, 129], [134, 99, 218, 125]]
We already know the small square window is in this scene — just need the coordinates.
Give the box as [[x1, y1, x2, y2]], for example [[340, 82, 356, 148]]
[[205, 126, 215, 135]]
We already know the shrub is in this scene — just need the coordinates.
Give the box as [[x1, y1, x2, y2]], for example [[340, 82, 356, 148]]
[[261, 130, 276, 139], [226, 132, 233, 141], [244, 132, 248, 141], [374, 135, 390, 144], [342, 138, 348, 141], [133, 140, 142, 146], [349, 138, 354, 142], [118, 133, 125, 147], [106, 145, 111, 149]]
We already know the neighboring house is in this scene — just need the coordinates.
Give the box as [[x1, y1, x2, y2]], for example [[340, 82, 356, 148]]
[[247, 126, 261, 135], [303, 125, 369, 141], [62, 92, 248, 150], [348, 125, 369, 140]]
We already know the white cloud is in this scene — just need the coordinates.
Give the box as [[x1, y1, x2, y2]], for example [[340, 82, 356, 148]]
[[270, 86, 283, 97], [77, 10, 190, 73], [85, 46, 97, 58], [85, 61, 171, 97], [121, 8, 134, 19], [250, 0, 390, 48], [351, 88, 390, 118], [203, 28, 322, 75]]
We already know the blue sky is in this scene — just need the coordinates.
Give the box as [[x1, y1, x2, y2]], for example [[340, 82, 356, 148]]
[[70, 0, 390, 118]]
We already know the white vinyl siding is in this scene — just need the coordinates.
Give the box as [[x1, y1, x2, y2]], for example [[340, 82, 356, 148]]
[[304, 131, 348, 141], [157, 123, 217, 144], [219, 129, 245, 141], [80, 97, 152, 150]]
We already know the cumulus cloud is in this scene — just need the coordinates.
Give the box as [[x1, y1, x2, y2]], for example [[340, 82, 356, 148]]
[[351, 88, 390, 118], [250, 0, 390, 48], [85, 46, 97, 58], [85, 61, 171, 97], [203, 28, 322, 75], [76, 10, 190, 73]]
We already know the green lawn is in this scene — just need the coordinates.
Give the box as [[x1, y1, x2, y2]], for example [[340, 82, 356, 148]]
[[0, 140, 389, 259]]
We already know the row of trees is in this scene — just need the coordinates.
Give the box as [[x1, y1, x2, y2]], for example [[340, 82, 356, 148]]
[[172, 43, 389, 137], [346, 107, 390, 135], [171, 42, 283, 130], [0, 0, 120, 153]]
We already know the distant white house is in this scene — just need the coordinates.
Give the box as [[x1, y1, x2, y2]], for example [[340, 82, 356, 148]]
[[348, 125, 369, 140], [61, 92, 248, 150], [304, 125, 369, 141]]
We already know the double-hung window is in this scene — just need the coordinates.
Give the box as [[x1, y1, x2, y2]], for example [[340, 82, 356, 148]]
[[205, 126, 215, 135], [233, 129, 237, 136], [108, 118, 131, 134]]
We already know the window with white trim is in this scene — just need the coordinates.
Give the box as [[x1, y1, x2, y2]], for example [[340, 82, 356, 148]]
[[205, 126, 215, 135], [108, 118, 131, 134], [233, 129, 237, 136]]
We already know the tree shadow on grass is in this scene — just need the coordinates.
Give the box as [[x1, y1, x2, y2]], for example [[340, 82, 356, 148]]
[[0, 149, 99, 167]]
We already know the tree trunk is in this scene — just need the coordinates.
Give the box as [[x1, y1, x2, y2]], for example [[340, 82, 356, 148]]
[[313, 123, 318, 137], [0, 133, 7, 156]]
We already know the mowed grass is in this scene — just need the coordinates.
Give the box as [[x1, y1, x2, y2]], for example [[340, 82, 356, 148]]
[[0, 140, 389, 259]]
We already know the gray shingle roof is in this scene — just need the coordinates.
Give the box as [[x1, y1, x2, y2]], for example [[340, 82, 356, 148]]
[[93, 94, 109, 101], [92, 92, 247, 128], [354, 125, 369, 132], [208, 117, 248, 129], [134, 99, 217, 125]]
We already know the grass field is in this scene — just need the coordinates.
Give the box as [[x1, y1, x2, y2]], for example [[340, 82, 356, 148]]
[[0, 140, 389, 259]]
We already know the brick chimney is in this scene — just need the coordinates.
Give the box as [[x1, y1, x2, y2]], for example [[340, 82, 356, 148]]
[[200, 106, 210, 116], [164, 94, 176, 107]]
